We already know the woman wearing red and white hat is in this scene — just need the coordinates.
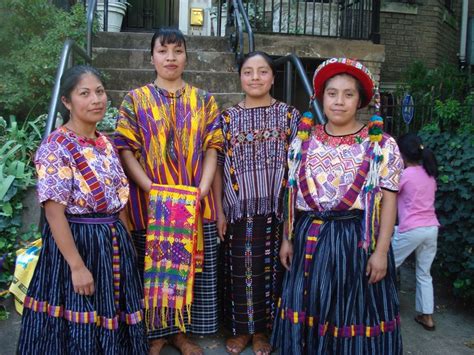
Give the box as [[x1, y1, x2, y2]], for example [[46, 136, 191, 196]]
[[271, 58, 404, 354]]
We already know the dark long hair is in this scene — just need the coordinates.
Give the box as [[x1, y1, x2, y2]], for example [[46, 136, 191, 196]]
[[238, 51, 275, 76], [397, 133, 438, 177], [59, 65, 104, 123]]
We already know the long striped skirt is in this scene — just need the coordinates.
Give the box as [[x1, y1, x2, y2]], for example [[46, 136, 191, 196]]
[[132, 222, 219, 338], [222, 214, 284, 335], [271, 210, 402, 355], [17, 214, 148, 355]]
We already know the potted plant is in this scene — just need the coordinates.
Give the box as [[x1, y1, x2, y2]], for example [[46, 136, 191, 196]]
[[97, 0, 128, 32]]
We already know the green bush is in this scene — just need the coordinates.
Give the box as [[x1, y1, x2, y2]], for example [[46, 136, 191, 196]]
[[419, 129, 474, 300], [0, 0, 88, 119], [418, 92, 474, 300], [398, 61, 469, 104], [0, 115, 43, 293]]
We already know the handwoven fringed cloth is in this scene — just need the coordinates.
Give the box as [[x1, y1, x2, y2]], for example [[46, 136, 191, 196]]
[[144, 184, 202, 331]]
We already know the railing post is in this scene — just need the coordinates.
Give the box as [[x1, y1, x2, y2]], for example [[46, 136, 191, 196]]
[[103, 0, 109, 32], [217, 0, 222, 37], [86, 0, 97, 58], [285, 61, 293, 105], [370, 0, 381, 44]]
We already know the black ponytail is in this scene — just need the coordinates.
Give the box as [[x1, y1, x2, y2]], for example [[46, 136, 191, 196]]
[[397, 133, 438, 177], [421, 147, 438, 177]]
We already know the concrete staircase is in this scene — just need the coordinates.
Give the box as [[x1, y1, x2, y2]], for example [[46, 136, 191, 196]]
[[93, 32, 243, 109]]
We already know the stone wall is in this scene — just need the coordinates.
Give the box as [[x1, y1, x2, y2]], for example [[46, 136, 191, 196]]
[[379, 0, 462, 88]]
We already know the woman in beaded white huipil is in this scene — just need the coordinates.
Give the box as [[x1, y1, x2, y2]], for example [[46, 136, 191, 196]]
[[214, 51, 300, 355]]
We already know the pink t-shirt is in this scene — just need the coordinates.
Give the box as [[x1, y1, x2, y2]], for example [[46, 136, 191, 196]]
[[397, 166, 440, 233]]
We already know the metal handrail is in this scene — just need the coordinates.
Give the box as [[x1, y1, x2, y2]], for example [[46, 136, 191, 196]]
[[45, 0, 97, 138], [44, 40, 92, 139], [274, 54, 325, 125], [86, 0, 98, 57], [229, 0, 255, 61], [227, 2, 324, 124]]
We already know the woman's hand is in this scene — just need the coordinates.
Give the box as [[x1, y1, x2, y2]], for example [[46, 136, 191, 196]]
[[366, 250, 388, 284], [216, 211, 227, 241], [71, 265, 95, 296], [198, 185, 210, 200], [279, 239, 293, 271]]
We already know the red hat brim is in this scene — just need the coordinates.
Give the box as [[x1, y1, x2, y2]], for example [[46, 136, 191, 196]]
[[313, 62, 374, 108]]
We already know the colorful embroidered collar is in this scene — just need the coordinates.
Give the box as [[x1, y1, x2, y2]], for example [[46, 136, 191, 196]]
[[315, 124, 368, 147]]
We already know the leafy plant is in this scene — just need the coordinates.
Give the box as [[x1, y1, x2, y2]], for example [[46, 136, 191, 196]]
[[418, 101, 474, 300], [389, 61, 471, 136], [397, 60, 474, 300], [96, 102, 119, 133], [397, 61, 469, 104], [433, 96, 474, 133], [0, 115, 44, 295], [0, 1, 88, 119]]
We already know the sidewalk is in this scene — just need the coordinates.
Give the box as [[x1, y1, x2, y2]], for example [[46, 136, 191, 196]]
[[1, 262, 473, 355]]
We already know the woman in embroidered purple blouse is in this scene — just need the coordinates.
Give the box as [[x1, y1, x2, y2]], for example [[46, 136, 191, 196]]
[[17, 65, 147, 354], [214, 51, 300, 355], [272, 58, 404, 354]]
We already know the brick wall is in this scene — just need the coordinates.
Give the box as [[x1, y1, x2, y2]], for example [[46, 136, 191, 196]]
[[380, 0, 462, 86]]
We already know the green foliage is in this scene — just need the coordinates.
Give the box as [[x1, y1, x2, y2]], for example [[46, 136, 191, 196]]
[[96, 102, 119, 133], [398, 61, 469, 104], [0, 1, 88, 119], [433, 96, 474, 133], [419, 103, 474, 300], [0, 115, 43, 294], [401, 60, 474, 300]]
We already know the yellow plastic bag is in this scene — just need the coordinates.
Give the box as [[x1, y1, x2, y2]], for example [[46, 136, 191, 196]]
[[8, 239, 42, 315]]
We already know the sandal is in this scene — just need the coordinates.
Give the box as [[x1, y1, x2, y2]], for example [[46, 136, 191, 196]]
[[169, 333, 203, 355], [414, 315, 436, 331], [226, 334, 252, 354], [252, 333, 272, 355], [149, 338, 167, 355]]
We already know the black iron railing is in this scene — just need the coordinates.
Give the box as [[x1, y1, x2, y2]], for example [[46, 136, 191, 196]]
[[216, 0, 380, 42], [227, 0, 256, 62], [44, 41, 92, 139], [45, 0, 97, 137], [380, 102, 474, 137], [274, 54, 325, 124], [227, 1, 325, 123]]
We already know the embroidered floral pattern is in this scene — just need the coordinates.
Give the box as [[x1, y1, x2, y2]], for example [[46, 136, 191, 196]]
[[314, 124, 368, 147]]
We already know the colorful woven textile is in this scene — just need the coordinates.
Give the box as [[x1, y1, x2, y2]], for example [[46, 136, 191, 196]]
[[144, 184, 200, 331], [114, 83, 223, 231]]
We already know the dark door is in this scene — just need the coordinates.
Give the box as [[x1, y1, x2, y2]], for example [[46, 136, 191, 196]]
[[123, 0, 179, 31]]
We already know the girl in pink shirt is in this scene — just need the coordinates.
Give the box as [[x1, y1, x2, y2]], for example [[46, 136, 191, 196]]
[[392, 133, 439, 331]]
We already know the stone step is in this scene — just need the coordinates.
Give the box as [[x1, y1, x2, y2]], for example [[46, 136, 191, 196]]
[[93, 48, 237, 71], [106, 90, 244, 110], [100, 68, 241, 93], [94, 31, 230, 51]]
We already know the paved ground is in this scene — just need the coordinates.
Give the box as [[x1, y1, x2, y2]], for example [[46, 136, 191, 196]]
[[1, 261, 473, 355]]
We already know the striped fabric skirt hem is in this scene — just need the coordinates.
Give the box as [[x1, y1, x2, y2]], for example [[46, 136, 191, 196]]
[[132, 222, 219, 338], [271, 210, 403, 355], [222, 214, 284, 335], [17, 214, 148, 355]]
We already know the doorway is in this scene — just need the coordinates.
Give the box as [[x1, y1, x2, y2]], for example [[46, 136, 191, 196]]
[[123, 0, 179, 31]]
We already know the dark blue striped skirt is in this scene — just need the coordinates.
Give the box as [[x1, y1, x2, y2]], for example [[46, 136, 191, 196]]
[[17, 214, 148, 354], [271, 210, 402, 355], [222, 214, 284, 335]]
